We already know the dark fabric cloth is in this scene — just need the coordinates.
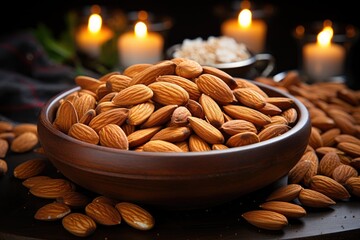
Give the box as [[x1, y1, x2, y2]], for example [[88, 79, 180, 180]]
[[0, 31, 97, 124]]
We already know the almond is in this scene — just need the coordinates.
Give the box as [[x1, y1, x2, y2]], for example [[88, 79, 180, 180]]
[[13, 123, 38, 136], [85, 202, 121, 225], [257, 103, 282, 116], [98, 71, 121, 82], [79, 109, 96, 125], [258, 124, 290, 142], [142, 140, 183, 152], [337, 142, 360, 157], [345, 177, 360, 197], [281, 107, 298, 125], [105, 74, 132, 92], [62, 212, 97, 237], [265, 184, 303, 202], [298, 188, 336, 208], [223, 105, 272, 127], [115, 202, 155, 230], [195, 73, 234, 103], [233, 87, 266, 109], [175, 141, 190, 152], [202, 65, 237, 89], [288, 160, 311, 184], [34, 202, 71, 221], [148, 81, 189, 106], [73, 93, 97, 120], [220, 119, 257, 135], [0, 159, 8, 176], [311, 115, 336, 131], [127, 102, 155, 126], [0, 121, 13, 132], [226, 131, 259, 147], [129, 60, 176, 86], [22, 175, 51, 188], [175, 58, 203, 79], [212, 143, 229, 151], [151, 126, 192, 143], [68, 123, 99, 145], [265, 97, 294, 110], [92, 195, 118, 206], [96, 83, 112, 100], [111, 84, 153, 106], [156, 75, 201, 100], [309, 175, 351, 200], [170, 106, 192, 126], [122, 63, 153, 78], [332, 164, 358, 185], [29, 178, 74, 199], [318, 151, 342, 177], [321, 128, 341, 147], [53, 100, 79, 134], [199, 94, 224, 128], [10, 131, 39, 153], [334, 134, 360, 145], [57, 191, 90, 208], [242, 210, 288, 230], [99, 124, 129, 150], [0, 138, 9, 158], [13, 158, 48, 180], [88, 108, 128, 133], [185, 99, 205, 119], [141, 105, 178, 128], [75, 75, 102, 93], [259, 201, 306, 218], [308, 127, 323, 150], [188, 116, 224, 144], [188, 134, 211, 152], [300, 149, 319, 186], [127, 127, 162, 148]]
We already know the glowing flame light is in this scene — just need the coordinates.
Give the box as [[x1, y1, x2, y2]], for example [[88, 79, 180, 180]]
[[135, 21, 148, 38], [317, 24, 334, 47], [88, 14, 102, 34], [238, 9, 252, 28]]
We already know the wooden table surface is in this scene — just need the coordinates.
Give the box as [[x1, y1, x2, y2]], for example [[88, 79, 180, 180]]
[[1, 150, 360, 240]]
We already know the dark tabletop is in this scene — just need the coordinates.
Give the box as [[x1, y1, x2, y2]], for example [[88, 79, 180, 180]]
[[1, 149, 360, 240]]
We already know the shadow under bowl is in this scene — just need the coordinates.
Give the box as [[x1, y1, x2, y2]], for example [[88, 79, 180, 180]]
[[37, 81, 311, 210]]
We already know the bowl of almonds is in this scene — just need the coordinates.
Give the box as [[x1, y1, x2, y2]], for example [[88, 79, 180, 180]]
[[37, 58, 311, 209]]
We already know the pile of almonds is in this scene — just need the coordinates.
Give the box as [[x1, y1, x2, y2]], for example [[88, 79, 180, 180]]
[[240, 71, 360, 230], [52, 58, 298, 152], [0, 120, 155, 237]]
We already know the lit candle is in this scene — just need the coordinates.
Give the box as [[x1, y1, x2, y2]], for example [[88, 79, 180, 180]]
[[117, 21, 164, 68], [221, 2, 267, 53], [302, 21, 345, 81], [75, 6, 113, 58]]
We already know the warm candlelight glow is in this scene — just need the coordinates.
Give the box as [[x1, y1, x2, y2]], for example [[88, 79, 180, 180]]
[[134, 21, 148, 38], [75, 5, 114, 58], [238, 9, 252, 28], [88, 14, 102, 33], [302, 20, 345, 81], [221, 1, 267, 53]]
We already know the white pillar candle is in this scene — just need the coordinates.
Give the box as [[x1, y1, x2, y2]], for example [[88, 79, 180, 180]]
[[117, 21, 164, 68], [75, 13, 113, 58], [221, 8, 267, 54], [303, 24, 345, 81]]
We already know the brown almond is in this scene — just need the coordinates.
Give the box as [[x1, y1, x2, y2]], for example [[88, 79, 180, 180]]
[[226, 131, 259, 147], [115, 202, 155, 230], [13, 123, 38, 136], [195, 73, 234, 103], [202, 65, 237, 89], [148, 81, 189, 106], [309, 175, 351, 200], [157, 74, 201, 101], [92, 195, 118, 206], [53, 100, 79, 134], [282, 107, 298, 125], [259, 201, 306, 218], [332, 164, 358, 185], [175, 141, 190, 152], [34, 202, 71, 221], [257, 102, 282, 116], [112, 84, 153, 106], [128, 127, 162, 148], [0, 159, 8, 176], [311, 116, 336, 131], [68, 123, 99, 145], [123, 63, 153, 78], [170, 106, 192, 126], [142, 140, 183, 152], [337, 142, 360, 157], [242, 210, 288, 231], [212, 143, 229, 151], [22, 175, 51, 188], [30, 178, 74, 199], [151, 126, 191, 143], [318, 151, 342, 177], [56, 191, 90, 208], [258, 124, 290, 142], [321, 128, 341, 147], [220, 119, 257, 135], [127, 102, 155, 126], [345, 177, 360, 197], [188, 116, 224, 144], [79, 109, 96, 125], [308, 127, 323, 150], [233, 87, 266, 109], [223, 105, 272, 127], [266, 184, 303, 202], [75, 75, 102, 93], [0, 121, 13, 132], [265, 97, 294, 110], [99, 124, 128, 150], [88, 108, 128, 133], [13, 158, 47, 180], [129, 60, 176, 86], [105, 74, 132, 92], [185, 99, 205, 119], [73, 93, 97, 120], [85, 202, 121, 226], [141, 105, 178, 128], [98, 71, 121, 82], [188, 134, 211, 152], [10, 131, 39, 153], [288, 160, 311, 184], [199, 94, 224, 128], [175, 58, 203, 79], [298, 188, 336, 208], [62, 213, 97, 237], [0, 138, 9, 158], [335, 134, 360, 145]]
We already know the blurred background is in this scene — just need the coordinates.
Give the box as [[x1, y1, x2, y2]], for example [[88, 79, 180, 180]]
[[1, 0, 360, 122]]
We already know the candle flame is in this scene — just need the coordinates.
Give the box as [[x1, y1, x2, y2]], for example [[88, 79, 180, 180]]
[[135, 21, 148, 38], [317, 25, 334, 47], [88, 13, 102, 34], [238, 9, 252, 28]]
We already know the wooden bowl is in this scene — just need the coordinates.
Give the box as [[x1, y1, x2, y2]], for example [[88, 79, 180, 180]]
[[37, 81, 311, 210]]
